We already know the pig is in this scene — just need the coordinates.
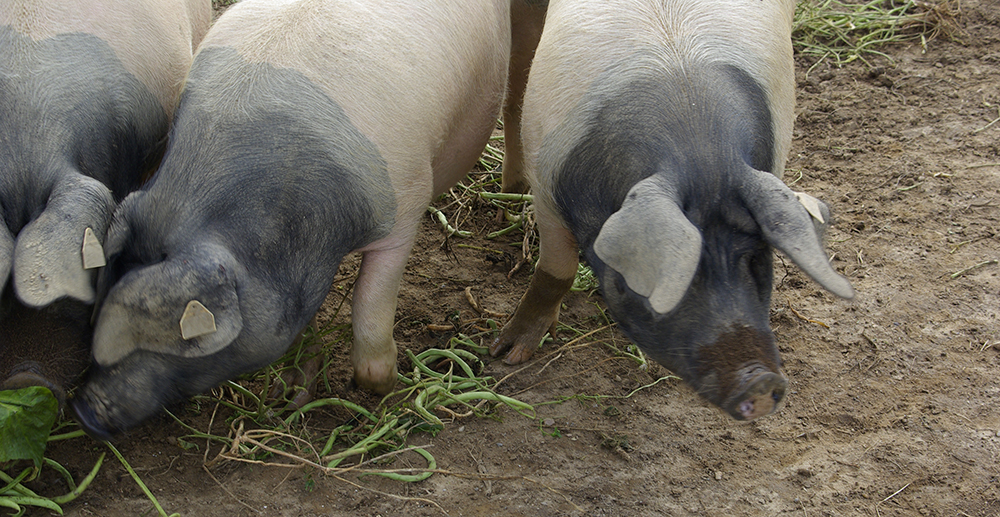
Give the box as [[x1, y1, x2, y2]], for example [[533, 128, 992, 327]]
[[0, 0, 211, 404], [490, 0, 855, 421], [72, 0, 515, 438]]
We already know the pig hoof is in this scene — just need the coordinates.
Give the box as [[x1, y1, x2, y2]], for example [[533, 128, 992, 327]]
[[71, 398, 115, 442], [726, 372, 787, 421], [268, 345, 323, 410], [489, 334, 537, 365], [1, 363, 66, 408], [354, 363, 398, 395], [502, 344, 535, 365]]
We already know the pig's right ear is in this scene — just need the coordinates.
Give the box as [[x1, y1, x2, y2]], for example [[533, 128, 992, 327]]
[[92, 242, 244, 366], [13, 174, 115, 306], [593, 177, 703, 315]]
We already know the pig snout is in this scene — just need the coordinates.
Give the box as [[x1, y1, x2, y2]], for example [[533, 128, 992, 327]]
[[72, 371, 140, 440], [724, 369, 787, 421], [72, 390, 116, 442], [693, 326, 786, 421], [71, 352, 187, 440], [1, 362, 66, 405], [73, 371, 161, 441]]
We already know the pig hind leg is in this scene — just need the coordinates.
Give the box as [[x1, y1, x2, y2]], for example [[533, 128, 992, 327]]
[[491, 209, 578, 363], [500, 0, 546, 195]]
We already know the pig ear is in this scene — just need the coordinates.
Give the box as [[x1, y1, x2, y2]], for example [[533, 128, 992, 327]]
[[593, 177, 703, 314], [92, 243, 244, 366], [740, 169, 854, 299], [13, 173, 115, 306]]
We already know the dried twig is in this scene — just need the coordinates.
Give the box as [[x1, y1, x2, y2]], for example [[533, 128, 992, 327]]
[[950, 259, 998, 279], [789, 304, 831, 328]]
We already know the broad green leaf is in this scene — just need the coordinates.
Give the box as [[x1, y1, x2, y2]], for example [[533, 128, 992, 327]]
[[0, 386, 59, 467]]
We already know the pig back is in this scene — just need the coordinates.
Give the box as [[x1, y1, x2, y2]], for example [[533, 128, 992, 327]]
[[199, 0, 511, 212]]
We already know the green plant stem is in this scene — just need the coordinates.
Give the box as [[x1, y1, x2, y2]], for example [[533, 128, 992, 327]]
[[106, 442, 177, 517]]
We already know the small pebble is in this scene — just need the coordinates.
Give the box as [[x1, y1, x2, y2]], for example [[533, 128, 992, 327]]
[[544, 418, 555, 426], [715, 471, 723, 480]]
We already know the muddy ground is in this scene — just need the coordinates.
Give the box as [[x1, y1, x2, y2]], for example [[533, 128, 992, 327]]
[[23, 1, 1000, 516]]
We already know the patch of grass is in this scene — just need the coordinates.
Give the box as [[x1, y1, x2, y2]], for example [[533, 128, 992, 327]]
[[180, 328, 534, 483], [793, 0, 958, 71]]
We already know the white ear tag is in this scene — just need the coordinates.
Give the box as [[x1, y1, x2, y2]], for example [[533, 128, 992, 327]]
[[81, 227, 106, 269], [180, 300, 217, 340], [794, 192, 826, 224]]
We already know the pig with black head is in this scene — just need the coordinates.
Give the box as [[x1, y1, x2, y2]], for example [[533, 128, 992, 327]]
[[0, 0, 211, 405], [491, 0, 855, 420], [72, 0, 519, 438]]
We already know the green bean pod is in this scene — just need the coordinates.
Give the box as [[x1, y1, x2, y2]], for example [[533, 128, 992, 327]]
[[52, 453, 105, 504], [367, 448, 437, 483]]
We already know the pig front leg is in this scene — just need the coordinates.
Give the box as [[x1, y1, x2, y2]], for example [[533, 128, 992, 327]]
[[491, 210, 577, 363], [351, 238, 414, 394]]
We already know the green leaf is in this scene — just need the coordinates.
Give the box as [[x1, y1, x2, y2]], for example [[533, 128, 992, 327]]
[[0, 387, 59, 467]]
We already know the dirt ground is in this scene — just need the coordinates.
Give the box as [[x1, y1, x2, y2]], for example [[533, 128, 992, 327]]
[[23, 1, 1000, 516]]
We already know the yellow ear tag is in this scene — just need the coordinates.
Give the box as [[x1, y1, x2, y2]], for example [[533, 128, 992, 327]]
[[180, 300, 217, 340], [82, 227, 106, 269], [794, 192, 826, 224]]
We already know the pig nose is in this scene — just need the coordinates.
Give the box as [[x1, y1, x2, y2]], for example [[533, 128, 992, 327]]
[[71, 397, 115, 442], [729, 372, 787, 420]]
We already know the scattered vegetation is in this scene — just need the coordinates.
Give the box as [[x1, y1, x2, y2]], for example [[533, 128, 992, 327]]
[[169, 326, 536, 484], [793, 0, 959, 70]]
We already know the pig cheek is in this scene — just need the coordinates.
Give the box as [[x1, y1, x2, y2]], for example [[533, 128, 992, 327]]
[[599, 271, 700, 381]]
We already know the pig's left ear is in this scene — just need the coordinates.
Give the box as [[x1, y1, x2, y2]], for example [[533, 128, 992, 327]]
[[13, 173, 115, 306], [593, 176, 703, 314], [92, 242, 245, 366], [740, 169, 855, 299]]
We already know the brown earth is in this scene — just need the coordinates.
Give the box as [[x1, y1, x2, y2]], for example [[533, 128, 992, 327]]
[[23, 1, 1000, 515]]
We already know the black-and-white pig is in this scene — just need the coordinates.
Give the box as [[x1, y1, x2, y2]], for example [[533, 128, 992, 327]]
[[0, 0, 210, 404], [490, 0, 855, 421], [72, 0, 515, 437]]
